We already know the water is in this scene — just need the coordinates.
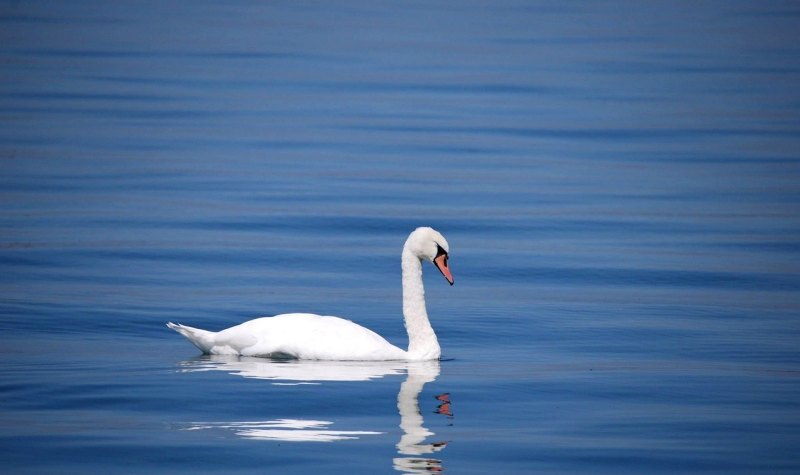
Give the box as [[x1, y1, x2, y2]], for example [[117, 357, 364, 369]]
[[2, 1, 799, 473]]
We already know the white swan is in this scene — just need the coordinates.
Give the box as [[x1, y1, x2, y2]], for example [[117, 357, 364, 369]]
[[167, 227, 453, 360]]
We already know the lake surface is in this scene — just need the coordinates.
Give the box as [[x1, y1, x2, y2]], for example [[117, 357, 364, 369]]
[[2, 1, 799, 473]]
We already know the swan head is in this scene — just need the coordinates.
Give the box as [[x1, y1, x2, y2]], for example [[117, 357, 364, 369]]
[[405, 227, 454, 286]]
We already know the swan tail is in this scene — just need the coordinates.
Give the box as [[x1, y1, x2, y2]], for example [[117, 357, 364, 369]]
[[166, 322, 216, 354]]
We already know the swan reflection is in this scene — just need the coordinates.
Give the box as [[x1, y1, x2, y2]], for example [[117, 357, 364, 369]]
[[178, 356, 448, 473], [394, 361, 448, 474], [185, 419, 381, 442], [178, 355, 407, 383]]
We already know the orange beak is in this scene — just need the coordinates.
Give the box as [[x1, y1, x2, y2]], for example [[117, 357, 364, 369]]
[[434, 253, 454, 285]]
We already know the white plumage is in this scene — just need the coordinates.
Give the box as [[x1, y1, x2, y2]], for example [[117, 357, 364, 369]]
[[167, 227, 453, 361]]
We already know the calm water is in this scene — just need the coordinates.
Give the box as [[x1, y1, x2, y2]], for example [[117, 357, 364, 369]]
[[2, 1, 800, 473]]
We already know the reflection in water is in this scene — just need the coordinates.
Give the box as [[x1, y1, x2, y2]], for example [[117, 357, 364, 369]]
[[185, 419, 382, 442], [178, 355, 407, 383], [178, 356, 449, 473], [394, 362, 448, 474]]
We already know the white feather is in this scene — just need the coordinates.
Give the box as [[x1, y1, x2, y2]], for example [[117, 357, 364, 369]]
[[167, 227, 452, 361]]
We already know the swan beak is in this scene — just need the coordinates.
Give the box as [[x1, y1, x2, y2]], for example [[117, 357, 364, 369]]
[[434, 253, 454, 286]]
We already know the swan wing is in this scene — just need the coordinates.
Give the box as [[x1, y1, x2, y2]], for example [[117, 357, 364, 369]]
[[215, 313, 407, 360]]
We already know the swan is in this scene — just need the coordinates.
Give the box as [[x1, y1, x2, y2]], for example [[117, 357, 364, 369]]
[[167, 227, 453, 360]]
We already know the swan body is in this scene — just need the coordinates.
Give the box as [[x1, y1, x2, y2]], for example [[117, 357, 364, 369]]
[[167, 227, 453, 361]]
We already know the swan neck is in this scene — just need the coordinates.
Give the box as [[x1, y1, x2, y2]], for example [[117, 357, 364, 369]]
[[402, 249, 440, 360]]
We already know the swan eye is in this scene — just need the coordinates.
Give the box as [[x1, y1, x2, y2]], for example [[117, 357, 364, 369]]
[[433, 242, 453, 285]]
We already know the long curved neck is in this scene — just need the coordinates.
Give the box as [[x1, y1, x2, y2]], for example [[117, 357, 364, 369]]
[[402, 249, 441, 360]]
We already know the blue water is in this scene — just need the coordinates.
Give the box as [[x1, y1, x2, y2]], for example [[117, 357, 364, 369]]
[[2, 1, 800, 473]]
